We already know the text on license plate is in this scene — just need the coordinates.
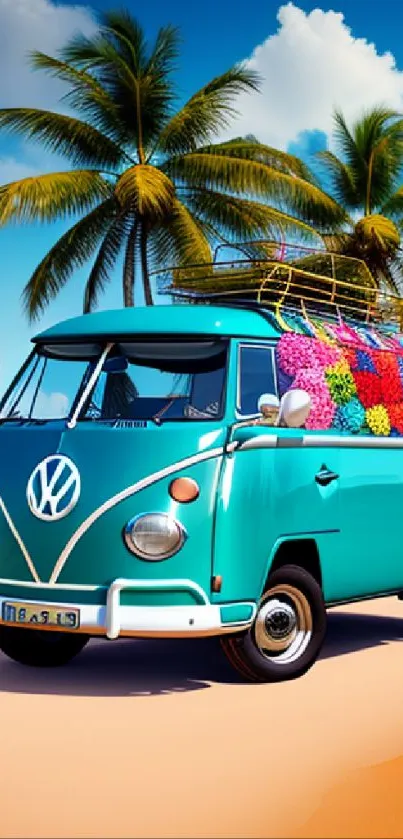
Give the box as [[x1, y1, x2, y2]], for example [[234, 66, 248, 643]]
[[1, 602, 80, 629]]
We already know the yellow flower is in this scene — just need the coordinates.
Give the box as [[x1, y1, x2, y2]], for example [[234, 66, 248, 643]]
[[326, 359, 350, 376], [366, 405, 390, 436]]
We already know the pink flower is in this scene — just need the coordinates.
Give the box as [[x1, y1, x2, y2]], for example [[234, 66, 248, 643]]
[[277, 333, 341, 377], [292, 367, 336, 430]]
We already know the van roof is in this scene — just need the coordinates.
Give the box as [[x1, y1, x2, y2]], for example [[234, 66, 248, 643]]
[[33, 304, 281, 343]]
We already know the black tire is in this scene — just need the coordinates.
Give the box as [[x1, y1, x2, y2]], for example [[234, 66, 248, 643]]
[[0, 626, 90, 667], [221, 564, 326, 683]]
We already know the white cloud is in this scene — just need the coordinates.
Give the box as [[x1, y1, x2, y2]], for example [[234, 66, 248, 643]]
[[226, 3, 403, 150], [0, 0, 98, 182], [0, 142, 73, 184], [0, 155, 40, 182], [0, 0, 96, 109], [34, 390, 70, 418], [1, 387, 70, 419], [18, 389, 70, 418]]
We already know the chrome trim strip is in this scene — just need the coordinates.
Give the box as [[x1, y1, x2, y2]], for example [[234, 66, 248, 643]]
[[237, 435, 278, 451], [0, 497, 40, 583], [50, 445, 225, 584], [67, 342, 114, 430], [302, 434, 403, 449], [0, 578, 98, 591], [235, 433, 403, 451]]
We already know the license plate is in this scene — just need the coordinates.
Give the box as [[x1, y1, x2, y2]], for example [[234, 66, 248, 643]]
[[1, 602, 80, 629]]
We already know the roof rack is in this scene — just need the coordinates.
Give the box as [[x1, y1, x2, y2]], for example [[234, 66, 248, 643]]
[[169, 289, 372, 329], [151, 242, 403, 329]]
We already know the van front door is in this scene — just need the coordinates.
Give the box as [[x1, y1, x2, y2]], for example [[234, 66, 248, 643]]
[[211, 342, 340, 606]]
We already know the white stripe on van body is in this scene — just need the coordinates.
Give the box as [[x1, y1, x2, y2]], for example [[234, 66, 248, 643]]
[[2, 432, 403, 587], [49, 445, 226, 584]]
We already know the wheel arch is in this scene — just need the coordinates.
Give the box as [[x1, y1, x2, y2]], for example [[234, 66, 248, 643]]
[[262, 537, 323, 593]]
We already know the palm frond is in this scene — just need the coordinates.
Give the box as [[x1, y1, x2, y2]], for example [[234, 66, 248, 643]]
[[333, 108, 365, 173], [84, 211, 129, 312], [185, 189, 322, 243], [332, 106, 403, 213], [0, 170, 112, 224], [355, 213, 400, 251], [101, 9, 148, 72], [30, 52, 131, 150], [354, 107, 403, 158], [0, 108, 125, 169], [23, 198, 118, 320], [195, 138, 317, 180], [60, 31, 108, 68], [381, 186, 403, 218], [149, 199, 212, 268], [146, 24, 180, 77], [158, 66, 261, 155], [165, 152, 348, 228], [103, 11, 179, 77], [61, 17, 175, 152], [316, 150, 359, 207]]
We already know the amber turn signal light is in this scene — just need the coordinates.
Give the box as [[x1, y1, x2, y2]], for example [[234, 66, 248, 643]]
[[169, 477, 200, 503]]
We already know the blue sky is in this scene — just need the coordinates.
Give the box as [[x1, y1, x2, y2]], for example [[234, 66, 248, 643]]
[[1, 0, 403, 388]]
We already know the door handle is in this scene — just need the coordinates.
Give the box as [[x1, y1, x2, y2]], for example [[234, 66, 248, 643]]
[[315, 466, 339, 487]]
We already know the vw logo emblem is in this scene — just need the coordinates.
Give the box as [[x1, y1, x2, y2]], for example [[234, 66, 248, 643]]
[[27, 455, 81, 522]]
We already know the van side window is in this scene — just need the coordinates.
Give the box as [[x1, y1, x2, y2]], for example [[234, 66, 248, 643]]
[[238, 344, 278, 416]]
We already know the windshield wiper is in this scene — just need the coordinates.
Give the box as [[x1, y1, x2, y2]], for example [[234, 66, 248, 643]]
[[151, 399, 176, 426]]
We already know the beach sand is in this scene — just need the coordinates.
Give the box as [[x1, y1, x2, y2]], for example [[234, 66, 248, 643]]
[[1, 595, 403, 837], [290, 755, 403, 838]]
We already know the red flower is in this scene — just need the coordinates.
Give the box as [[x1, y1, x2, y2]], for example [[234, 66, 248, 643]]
[[380, 373, 403, 405], [353, 371, 382, 408], [375, 351, 399, 376], [389, 403, 403, 434], [372, 351, 403, 404]]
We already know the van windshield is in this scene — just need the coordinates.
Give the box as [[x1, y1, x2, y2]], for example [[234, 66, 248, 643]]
[[83, 341, 228, 422], [0, 340, 228, 423]]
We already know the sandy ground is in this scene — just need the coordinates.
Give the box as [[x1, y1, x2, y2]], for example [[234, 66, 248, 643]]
[[1, 597, 403, 838]]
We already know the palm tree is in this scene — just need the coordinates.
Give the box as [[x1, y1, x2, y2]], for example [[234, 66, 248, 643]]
[[0, 9, 345, 320], [316, 106, 403, 292]]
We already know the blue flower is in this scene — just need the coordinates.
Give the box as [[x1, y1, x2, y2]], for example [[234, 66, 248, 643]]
[[355, 350, 376, 373], [333, 398, 365, 433]]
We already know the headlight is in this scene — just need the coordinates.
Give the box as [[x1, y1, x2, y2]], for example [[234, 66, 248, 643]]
[[124, 513, 186, 560]]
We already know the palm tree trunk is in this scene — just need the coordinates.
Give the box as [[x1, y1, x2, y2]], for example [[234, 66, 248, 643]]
[[140, 222, 153, 305], [123, 217, 137, 307]]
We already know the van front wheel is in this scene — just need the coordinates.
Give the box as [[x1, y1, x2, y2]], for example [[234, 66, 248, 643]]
[[220, 564, 326, 682], [0, 626, 90, 667]]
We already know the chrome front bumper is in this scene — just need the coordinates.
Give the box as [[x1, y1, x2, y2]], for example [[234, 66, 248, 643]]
[[0, 578, 257, 639]]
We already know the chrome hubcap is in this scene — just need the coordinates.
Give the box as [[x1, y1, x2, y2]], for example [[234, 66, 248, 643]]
[[254, 584, 313, 665], [264, 602, 297, 641]]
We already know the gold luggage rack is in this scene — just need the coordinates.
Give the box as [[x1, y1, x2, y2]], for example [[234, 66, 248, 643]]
[[154, 242, 403, 328]]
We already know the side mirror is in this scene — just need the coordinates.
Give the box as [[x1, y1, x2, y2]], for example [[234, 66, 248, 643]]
[[257, 392, 280, 424], [279, 389, 312, 428]]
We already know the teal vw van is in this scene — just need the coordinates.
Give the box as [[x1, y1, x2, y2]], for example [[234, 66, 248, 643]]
[[1, 296, 403, 683]]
